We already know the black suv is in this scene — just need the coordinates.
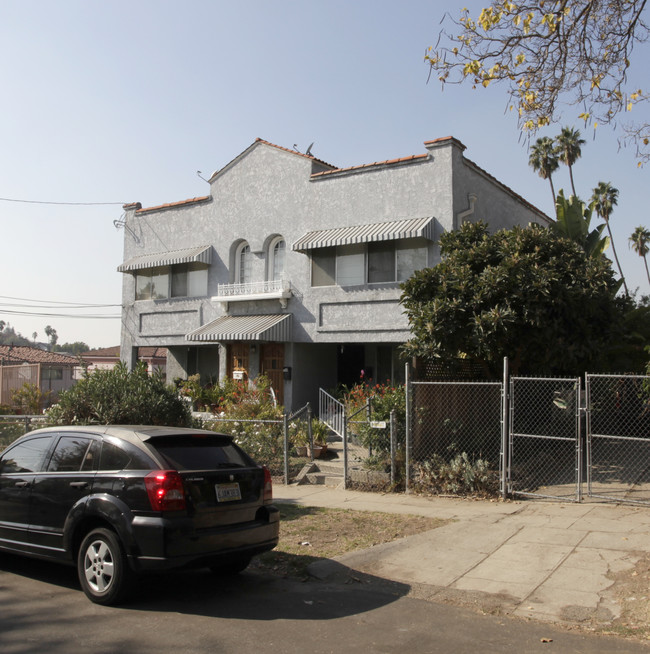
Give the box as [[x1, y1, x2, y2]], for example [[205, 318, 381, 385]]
[[0, 425, 279, 604]]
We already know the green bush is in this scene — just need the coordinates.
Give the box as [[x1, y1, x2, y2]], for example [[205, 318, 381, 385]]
[[412, 453, 499, 496], [11, 383, 51, 414], [46, 361, 192, 427], [344, 381, 405, 454]]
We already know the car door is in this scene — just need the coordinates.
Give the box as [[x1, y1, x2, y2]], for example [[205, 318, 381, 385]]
[[29, 433, 99, 556], [0, 435, 54, 551]]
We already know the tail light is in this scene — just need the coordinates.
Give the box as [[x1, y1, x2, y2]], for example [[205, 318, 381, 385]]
[[144, 470, 186, 511], [263, 466, 273, 503]]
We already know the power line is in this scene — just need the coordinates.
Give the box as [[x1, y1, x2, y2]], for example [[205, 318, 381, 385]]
[[0, 197, 126, 206], [0, 295, 121, 307], [0, 309, 120, 319]]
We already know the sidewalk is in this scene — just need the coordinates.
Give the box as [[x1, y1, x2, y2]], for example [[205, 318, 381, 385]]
[[274, 484, 650, 626]]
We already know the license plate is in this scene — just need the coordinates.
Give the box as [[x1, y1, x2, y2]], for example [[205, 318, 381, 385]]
[[216, 482, 241, 502]]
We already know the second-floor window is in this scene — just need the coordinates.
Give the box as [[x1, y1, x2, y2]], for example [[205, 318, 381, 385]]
[[135, 263, 208, 300], [311, 239, 428, 287], [268, 237, 286, 281], [236, 242, 253, 284]]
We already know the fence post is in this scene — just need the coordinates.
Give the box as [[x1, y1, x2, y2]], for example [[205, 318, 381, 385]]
[[343, 408, 348, 490], [390, 409, 396, 487], [283, 411, 289, 485], [307, 403, 314, 462], [405, 361, 411, 493], [501, 357, 509, 500]]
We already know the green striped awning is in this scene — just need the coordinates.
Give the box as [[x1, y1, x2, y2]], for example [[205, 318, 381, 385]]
[[118, 245, 212, 272], [185, 314, 292, 342], [292, 216, 434, 251]]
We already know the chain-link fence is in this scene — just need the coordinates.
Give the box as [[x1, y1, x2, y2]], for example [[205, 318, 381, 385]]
[[508, 377, 582, 501], [0, 415, 45, 452], [407, 380, 503, 496], [587, 374, 650, 504], [199, 403, 316, 484]]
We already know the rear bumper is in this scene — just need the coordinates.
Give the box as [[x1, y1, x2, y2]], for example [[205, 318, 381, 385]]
[[128, 505, 280, 572]]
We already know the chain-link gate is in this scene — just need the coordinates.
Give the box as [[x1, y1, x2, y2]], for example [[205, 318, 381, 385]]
[[587, 374, 650, 504], [407, 380, 503, 496], [508, 376, 582, 501]]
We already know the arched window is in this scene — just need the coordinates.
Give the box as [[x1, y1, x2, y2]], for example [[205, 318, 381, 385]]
[[268, 237, 286, 281], [235, 241, 252, 284]]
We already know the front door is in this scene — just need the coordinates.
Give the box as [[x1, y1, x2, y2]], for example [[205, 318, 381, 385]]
[[261, 344, 284, 406], [227, 343, 249, 384]]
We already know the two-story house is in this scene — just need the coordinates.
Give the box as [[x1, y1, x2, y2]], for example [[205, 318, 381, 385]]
[[118, 136, 549, 410]]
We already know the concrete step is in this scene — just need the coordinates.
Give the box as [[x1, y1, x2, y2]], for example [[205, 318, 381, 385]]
[[304, 472, 343, 487]]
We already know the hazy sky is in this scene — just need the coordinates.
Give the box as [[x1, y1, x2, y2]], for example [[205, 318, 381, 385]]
[[1, 1, 648, 348]]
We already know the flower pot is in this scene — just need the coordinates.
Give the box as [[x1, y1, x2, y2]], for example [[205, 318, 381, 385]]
[[295, 445, 308, 457], [308, 445, 323, 459]]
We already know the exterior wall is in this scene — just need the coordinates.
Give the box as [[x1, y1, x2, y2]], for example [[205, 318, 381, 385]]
[[119, 137, 548, 410]]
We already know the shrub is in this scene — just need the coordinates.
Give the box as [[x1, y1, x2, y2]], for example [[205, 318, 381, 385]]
[[343, 379, 405, 454], [10, 383, 51, 414], [46, 361, 192, 427], [412, 453, 499, 496]]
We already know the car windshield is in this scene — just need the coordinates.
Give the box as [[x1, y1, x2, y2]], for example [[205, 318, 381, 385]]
[[148, 435, 255, 471]]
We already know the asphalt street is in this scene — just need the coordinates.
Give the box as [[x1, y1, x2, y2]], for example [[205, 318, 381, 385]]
[[1, 551, 648, 654]]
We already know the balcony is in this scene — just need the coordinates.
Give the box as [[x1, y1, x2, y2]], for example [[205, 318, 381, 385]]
[[211, 279, 293, 309]]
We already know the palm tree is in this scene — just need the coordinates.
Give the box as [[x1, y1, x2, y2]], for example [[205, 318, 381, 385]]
[[591, 181, 629, 295], [529, 137, 560, 210], [629, 225, 650, 286], [555, 127, 585, 196]]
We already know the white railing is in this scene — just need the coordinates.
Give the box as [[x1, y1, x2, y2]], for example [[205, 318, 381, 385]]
[[216, 279, 292, 297], [319, 388, 345, 437]]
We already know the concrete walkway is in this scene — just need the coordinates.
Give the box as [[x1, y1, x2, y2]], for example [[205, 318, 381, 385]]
[[274, 484, 650, 626]]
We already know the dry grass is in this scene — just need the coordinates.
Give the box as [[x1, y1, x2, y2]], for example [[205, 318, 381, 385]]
[[250, 503, 445, 578]]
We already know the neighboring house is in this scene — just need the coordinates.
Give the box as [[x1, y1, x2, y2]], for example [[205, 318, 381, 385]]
[[80, 346, 167, 374], [0, 345, 78, 407], [119, 136, 549, 411]]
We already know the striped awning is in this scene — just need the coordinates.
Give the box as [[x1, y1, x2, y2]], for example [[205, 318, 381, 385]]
[[185, 314, 292, 342], [292, 216, 434, 251], [117, 245, 212, 272]]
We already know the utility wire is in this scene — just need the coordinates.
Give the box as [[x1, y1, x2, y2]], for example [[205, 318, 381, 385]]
[[0, 295, 121, 307], [0, 309, 120, 319], [0, 197, 126, 206]]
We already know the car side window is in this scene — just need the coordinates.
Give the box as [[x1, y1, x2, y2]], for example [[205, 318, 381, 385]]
[[0, 437, 53, 474], [99, 440, 154, 471], [47, 436, 94, 473]]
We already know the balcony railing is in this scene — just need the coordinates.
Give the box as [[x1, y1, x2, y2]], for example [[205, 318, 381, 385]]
[[212, 279, 293, 308]]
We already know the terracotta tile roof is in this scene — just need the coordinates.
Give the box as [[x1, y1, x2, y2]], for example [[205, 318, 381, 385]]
[[0, 345, 78, 365], [253, 138, 336, 169], [80, 346, 167, 360], [311, 153, 428, 179], [138, 347, 167, 359], [136, 196, 211, 215], [81, 346, 120, 358]]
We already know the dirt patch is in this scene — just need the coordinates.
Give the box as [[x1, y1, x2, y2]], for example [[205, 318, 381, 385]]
[[251, 503, 446, 579]]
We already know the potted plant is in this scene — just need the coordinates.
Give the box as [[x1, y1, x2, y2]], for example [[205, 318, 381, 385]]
[[290, 422, 310, 457]]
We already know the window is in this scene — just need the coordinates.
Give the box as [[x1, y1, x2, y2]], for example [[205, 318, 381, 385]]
[[396, 240, 428, 281], [0, 437, 52, 474], [42, 368, 64, 381], [136, 263, 207, 300], [47, 436, 94, 472], [235, 242, 252, 284], [311, 247, 336, 287], [268, 237, 286, 281], [310, 239, 428, 287]]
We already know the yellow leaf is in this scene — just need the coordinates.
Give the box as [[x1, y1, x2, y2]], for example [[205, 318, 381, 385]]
[[627, 102, 633, 111]]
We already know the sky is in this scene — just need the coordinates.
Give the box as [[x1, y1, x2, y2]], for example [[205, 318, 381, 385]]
[[1, 1, 648, 349]]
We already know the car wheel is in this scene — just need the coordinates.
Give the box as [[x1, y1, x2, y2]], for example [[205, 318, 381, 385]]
[[209, 556, 252, 576], [77, 528, 134, 605]]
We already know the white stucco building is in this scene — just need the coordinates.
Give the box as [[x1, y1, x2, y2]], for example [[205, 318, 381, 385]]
[[118, 137, 548, 410]]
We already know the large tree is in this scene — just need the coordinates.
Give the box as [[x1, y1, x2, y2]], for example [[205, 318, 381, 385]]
[[629, 225, 650, 285], [426, 2, 649, 162], [555, 126, 585, 196], [591, 181, 629, 295], [528, 136, 560, 206], [400, 221, 625, 377]]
